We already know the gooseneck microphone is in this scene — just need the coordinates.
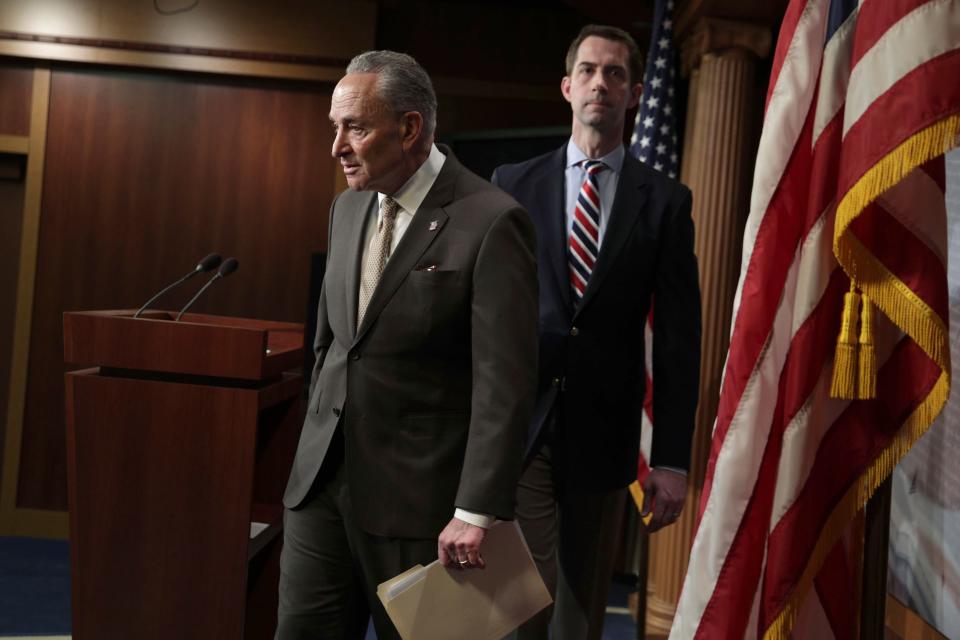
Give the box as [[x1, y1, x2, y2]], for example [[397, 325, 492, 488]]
[[175, 257, 239, 321], [133, 253, 222, 318]]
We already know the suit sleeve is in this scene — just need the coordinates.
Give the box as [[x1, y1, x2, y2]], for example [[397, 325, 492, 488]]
[[455, 205, 539, 519], [309, 196, 338, 393], [651, 186, 701, 471]]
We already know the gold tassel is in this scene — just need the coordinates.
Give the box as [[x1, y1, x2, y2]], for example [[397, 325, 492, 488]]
[[857, 295, 876, 399], [628, 481, 653, 525], [830, 289, 860, 399]]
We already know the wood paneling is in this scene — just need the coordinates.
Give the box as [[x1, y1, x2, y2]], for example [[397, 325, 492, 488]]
[[0, 0, 375, 61], [377, 1, 582, 86], [437, 94, 569, 136], [0, 0, 375, 83], [0, 64, 33, 136], [0, 178, 24, 478], [0, 40, 348, 84], [375, 1, 652, 88], [66, 367, 301, 638], [1, 67, 51, 534], [17, 68, 333, 510], [676, 0, 791, 38]]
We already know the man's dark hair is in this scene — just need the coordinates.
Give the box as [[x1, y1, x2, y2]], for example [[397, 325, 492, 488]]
[[565, 24, 644, 85]]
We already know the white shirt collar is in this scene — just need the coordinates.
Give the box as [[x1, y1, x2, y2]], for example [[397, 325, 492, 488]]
[[565, 138, 625, 173], [377, 144, 446, 216]]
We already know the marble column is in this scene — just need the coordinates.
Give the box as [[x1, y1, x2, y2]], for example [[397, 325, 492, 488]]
[[645, 17, 771, 636]]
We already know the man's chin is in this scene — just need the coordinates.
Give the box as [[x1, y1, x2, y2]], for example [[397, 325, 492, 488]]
[[579, 113, 620, 131], [344, 175, 368, 191]]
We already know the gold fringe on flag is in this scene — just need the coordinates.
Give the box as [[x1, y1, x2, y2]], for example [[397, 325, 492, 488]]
[[762, 113, 958, 640], [857, 295, 876, 399], [834, 114, 958, 369], [829, 288, 860, 399], [763, 372, 949, 640]]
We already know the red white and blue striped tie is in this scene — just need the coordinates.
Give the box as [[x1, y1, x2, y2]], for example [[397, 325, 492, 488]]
[[569, 160, 606, 301]]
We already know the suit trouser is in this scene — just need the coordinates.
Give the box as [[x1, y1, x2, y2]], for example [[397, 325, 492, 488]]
[[513, 441, 627, 640], [276, 432, 436, 640]]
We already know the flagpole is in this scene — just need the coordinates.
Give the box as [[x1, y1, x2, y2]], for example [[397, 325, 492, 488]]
[[860, 477, 892, 638], [635, 528, 648, 639]]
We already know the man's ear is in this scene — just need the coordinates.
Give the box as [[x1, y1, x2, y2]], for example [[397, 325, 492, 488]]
[[627, 82, 642, 110], [399, 112, 424, 151], [561, 76, 572, 104]]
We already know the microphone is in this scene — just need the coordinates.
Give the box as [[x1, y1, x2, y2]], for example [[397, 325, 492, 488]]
[[133, 253, 222, 318], [175, 257, 239, 321]]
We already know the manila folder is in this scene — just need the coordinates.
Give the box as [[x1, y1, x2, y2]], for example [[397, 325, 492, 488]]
[[376, 520, 552, 640]]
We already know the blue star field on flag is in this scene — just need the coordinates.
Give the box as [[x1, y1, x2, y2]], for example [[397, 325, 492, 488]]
[[629, 0, 679, 178]]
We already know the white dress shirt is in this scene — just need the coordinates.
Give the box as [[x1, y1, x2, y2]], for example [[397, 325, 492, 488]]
[[363, 144, 446, 263], [564, 138, 625, 250]]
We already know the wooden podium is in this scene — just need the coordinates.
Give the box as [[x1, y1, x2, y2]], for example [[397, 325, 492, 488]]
[[63, 310, 305, 639]]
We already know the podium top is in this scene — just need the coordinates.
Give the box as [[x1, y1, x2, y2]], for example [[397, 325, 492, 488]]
[[63, 310, 304, 381]]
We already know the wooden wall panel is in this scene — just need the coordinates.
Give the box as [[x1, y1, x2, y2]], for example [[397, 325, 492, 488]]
[[17, 68, 333, 510], [436, 94, 569, 136], [376, 1, 583, 85], [0, 64, 33, 136], [0, 0, 376, 61], [0, 179, 25, 478]]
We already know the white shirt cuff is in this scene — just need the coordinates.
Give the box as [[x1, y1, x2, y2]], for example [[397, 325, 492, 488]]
[[454, 508, 495, 529]]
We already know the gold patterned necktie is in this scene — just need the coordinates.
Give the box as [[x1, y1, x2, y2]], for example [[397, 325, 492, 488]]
[[357, 196, 400, 328]]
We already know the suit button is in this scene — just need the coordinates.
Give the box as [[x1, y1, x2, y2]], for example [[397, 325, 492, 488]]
[[332, 407, 341, 417], [349, 351, 360, 361], [570, 327, 579, 337]]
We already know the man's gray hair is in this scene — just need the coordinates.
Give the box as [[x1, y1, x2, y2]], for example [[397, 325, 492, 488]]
[[346, 50, 438, 136]]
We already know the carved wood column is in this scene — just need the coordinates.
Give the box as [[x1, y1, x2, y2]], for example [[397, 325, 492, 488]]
[[645, 17, 771, 636]]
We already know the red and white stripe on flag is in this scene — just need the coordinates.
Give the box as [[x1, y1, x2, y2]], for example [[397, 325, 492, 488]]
[[672, 1, 959, 638], [628, 311, 654, 514]]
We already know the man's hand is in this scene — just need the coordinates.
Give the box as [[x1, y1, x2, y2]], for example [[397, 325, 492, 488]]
[[437, 517, 486, 570], [641, 468, 688, 533]]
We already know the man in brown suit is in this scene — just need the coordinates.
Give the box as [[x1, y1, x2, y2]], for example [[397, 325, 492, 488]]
[[277, 50, 538, 639]]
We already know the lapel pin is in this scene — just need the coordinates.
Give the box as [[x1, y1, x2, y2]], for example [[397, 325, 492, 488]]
[[429, 220, 439, 231]]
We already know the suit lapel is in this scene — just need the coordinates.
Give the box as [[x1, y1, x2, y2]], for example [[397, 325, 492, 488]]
[[351, 151, 457, 346], [574, 154, 649, 318], [537, 147, 573, 316], [344, 192, 377, 339]]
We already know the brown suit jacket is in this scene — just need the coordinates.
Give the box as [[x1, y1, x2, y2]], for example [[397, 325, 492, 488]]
[[284, 147, 538, 539]]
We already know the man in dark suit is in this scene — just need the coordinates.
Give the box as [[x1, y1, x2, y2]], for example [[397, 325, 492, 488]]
[[277, 50, 538, 639], [492, 25, 701, 639]]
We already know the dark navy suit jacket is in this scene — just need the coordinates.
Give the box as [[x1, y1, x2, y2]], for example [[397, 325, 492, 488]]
[[492, 145, 701, 490]]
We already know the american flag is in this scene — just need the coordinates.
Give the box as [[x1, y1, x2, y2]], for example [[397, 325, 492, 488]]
[[630, 0, 679, 179], [630, 0, 680, 509], [627, 0, 681, 512], [672, 0, 959, 638]]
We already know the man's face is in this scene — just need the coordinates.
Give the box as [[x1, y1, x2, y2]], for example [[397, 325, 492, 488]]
[[562, 36, 641, 133], [329, 73, 407, 193]]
